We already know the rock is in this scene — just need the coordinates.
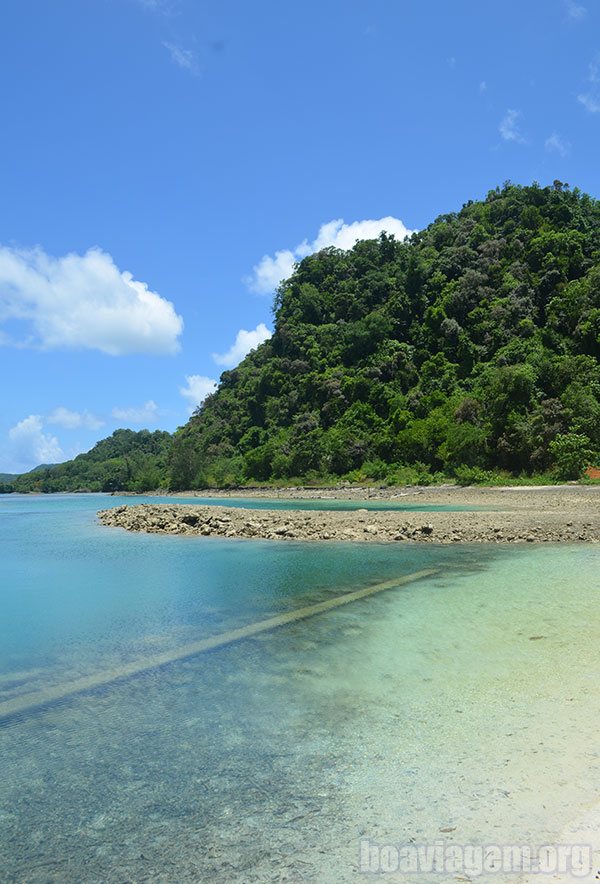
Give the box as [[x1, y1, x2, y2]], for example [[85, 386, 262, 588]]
[[97, 490, 600, 547]]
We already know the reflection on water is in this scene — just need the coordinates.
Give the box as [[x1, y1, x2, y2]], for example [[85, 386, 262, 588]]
[[1, 496, 600, 882]]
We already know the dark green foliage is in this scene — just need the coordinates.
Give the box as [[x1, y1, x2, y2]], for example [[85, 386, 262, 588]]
[[13, 429, 172, 493], [173, 183, 600, 486]]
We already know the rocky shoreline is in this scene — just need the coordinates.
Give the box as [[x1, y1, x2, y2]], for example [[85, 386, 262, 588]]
[[98, 486, 600, 544]]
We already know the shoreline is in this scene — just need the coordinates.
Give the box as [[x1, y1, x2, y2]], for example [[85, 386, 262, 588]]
[[99, 486, 600, 544], [117, 482, 597, 501]]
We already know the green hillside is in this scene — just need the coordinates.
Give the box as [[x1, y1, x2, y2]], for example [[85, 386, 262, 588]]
[[170, 181, 600, 487], [12, 429, 172, 493], [0, 473, 18, 494]]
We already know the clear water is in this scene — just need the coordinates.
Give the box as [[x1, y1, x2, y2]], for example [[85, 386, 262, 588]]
[[1, 495, 600, 882], [148, 495, 490, 512], [83, 491, 487, 512]]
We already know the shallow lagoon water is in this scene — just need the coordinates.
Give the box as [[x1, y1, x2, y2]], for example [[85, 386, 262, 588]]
[[156, 495, 489, 513], [0, 494, 484, 684], [1, 495, 600, 882]]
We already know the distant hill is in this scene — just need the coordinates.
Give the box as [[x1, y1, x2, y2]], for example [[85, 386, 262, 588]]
[[0, 473, 18, 494], [170, 181, 600, 487], [0, 465, 64, 493], [13, 429, 172, 493]]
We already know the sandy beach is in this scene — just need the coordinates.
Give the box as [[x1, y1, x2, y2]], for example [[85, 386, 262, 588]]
[[99, 485, 600, 543]]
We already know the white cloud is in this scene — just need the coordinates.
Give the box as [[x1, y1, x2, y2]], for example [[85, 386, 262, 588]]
[[545, 132, 571, 156], [247, 216, 414, 295], [0, 245, 183, 355], [577, 56, 600, 113], [163, 42, 199, 74], [499, 109, 526, 143], [565, 0, 586, 19], [112, 400, 160, 425], [479, 80, 488, 94], [180, 375, 217, 414], [7, 415, 64, 471], [212, 323, 272, 368], [308, 217, 413, 253], [249, 250, 297, 295], [47, 407, 104, 431], [135, 0, 172, 11], [579, 93, 600, 113]]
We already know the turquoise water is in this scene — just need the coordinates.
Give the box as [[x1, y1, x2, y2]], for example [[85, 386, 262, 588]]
[[145, 495, 488, 512], [0, 494, 482, 683], [1, 495, 600, 882], [44, 491, 486, 512]]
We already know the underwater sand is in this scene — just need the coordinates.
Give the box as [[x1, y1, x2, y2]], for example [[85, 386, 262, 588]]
[[1, 495, 600, 881]]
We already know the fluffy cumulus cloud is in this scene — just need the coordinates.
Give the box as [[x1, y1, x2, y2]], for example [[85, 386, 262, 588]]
[[249, 250, 298, 295], [7, 415, 65, 471], [499, 109, 526, 143], [212, 323, 272, 368], [111, 400, 160, 425], [47, 407, 104, 431], [180, 375, 217, 413], [0, 245, 183, 355], [247, 216, 414, 295]]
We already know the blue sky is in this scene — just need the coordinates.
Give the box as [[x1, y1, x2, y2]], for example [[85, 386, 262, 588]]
[[0, 0, 599, 472]]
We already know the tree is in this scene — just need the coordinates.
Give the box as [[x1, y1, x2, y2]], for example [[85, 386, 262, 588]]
[[167, 183, 600, 485], [549, 433, 596, 481]]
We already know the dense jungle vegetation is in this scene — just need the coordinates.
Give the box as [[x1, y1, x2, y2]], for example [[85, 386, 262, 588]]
[[170, 182, 600, 488], [7, 182, 600, 492], [10, 430, 171, 493]]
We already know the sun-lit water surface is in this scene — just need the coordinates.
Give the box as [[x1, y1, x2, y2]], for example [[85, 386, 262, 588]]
[[1, 494, 600, 882]]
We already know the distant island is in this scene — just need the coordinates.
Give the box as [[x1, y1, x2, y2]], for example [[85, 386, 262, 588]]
[[6, 181, 600, 494]]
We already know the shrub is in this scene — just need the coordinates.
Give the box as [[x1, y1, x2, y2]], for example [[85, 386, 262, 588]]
[[549, 433, 596, 481]]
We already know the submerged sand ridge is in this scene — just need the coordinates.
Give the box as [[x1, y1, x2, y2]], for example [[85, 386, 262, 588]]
[[98, 486, 600, 543]]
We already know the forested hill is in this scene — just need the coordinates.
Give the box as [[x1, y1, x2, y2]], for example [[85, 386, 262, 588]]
[[12, 430, 172, 493], [171, 182, 600, 487], [6, 181, 600, 494]]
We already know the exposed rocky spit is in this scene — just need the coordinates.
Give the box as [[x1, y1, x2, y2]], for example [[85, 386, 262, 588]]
[[98, 487, 600, 544]]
